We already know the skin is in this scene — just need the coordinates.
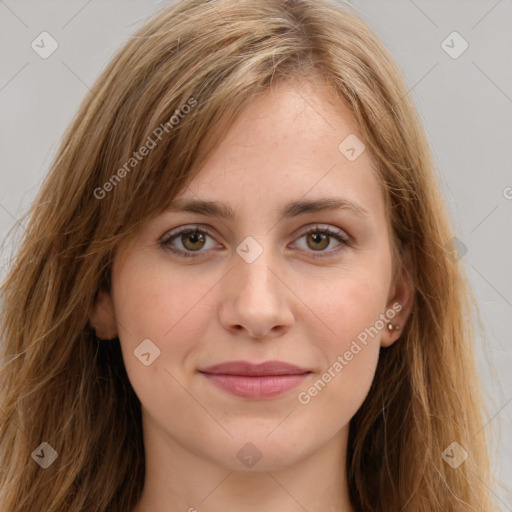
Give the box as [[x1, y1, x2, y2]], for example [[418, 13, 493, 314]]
[[90, 79, 414, 512]]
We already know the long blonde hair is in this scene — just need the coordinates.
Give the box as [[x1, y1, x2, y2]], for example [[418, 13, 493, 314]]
[[0, 0, 498, 510]]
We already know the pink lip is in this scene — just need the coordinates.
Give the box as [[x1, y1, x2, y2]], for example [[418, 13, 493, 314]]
[[198, 360, 312, 399]]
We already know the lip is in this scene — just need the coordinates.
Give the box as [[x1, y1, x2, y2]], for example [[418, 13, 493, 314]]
[[198, 360, 312, 399], [200, 360, 310, 376]]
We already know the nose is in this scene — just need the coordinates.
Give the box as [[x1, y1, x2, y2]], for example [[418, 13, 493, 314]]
[[219, 252, 294, 340]]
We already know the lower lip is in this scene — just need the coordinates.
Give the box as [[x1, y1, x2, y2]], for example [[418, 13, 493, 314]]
[[200, 373, 310, 398]]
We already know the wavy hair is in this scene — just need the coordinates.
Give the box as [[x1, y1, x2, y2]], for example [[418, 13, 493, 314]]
[[0, 0, 498, 510]]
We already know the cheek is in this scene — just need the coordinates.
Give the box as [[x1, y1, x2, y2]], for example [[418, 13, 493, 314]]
[[113, 253, 206, 337], [311, 266, 390, 345], [294, 270, 388, 410], [111, 255, 207, 380], [288, 303, 383, 455], [111, 259, 213, 429]]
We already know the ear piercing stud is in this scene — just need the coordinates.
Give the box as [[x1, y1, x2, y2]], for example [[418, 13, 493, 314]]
[[387, 323, 400, 331]]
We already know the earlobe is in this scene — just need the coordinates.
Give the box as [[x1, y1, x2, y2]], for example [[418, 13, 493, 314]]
[[381, 245, 415, 348], [89, 290, 118, 340]]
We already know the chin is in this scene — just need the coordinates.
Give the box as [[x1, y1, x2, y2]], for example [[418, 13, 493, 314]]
[[200, 432, 314, 472]]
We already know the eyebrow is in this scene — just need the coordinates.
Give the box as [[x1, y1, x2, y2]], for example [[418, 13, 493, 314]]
[[165, 197, 370, 220]]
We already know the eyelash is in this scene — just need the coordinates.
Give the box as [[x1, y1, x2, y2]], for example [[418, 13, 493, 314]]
[[160, 224, 352, 260]]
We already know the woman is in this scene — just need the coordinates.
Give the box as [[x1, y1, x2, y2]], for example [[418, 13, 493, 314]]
[[0, 0, 497, 510]]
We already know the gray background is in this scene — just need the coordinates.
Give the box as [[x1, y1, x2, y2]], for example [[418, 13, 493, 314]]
[[0, 0, 511, 507]]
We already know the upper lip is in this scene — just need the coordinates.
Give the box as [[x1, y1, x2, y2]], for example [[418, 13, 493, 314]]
[[199, 360, 311, 376]]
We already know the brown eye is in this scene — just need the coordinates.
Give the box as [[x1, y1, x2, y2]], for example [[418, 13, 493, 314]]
[[293, 225, 351, 259], [181, 230, 206, 251], [161, 226, 217, 258], [305, 232, 330, 251]]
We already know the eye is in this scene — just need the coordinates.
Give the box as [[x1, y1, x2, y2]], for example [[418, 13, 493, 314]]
[[160, 225, 218, 258], [159, 224, 352, 259], [291, 224, 351, 259]]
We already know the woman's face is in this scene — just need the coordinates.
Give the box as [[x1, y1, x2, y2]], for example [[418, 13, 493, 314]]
[[92, 80, 412, 472]]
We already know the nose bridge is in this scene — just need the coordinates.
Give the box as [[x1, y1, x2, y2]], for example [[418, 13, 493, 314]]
[[221, 239, 293, 337], [233, 243, 282, 308]]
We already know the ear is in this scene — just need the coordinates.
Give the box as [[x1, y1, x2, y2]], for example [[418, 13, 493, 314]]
[[381, 244, 415, 348], [89, 290, 118, 340]]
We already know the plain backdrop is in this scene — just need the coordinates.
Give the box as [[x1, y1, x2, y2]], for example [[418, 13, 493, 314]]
[[0, 0, 511, 507]]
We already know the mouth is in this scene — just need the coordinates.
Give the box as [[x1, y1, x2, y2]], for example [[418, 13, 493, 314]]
[[198, 360, 312, 399]]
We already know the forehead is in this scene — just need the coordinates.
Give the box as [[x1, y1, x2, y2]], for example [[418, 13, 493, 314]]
[[173, 80, 384, 221]]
